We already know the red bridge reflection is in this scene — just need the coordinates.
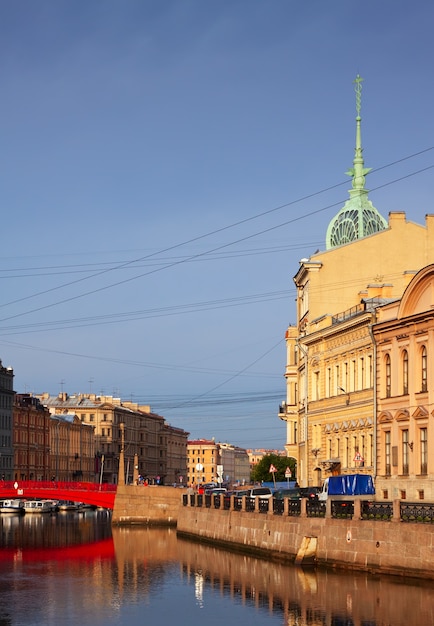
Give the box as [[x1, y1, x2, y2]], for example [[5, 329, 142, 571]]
[[0, 538, 115, 563], [0, 480, 117, 509]]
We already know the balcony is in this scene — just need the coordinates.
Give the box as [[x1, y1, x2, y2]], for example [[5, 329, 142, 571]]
[[278, 402, 297, 420]]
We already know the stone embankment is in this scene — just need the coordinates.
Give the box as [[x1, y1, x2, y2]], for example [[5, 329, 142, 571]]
[[112, 485, 180, 526], [112, 487, 434, 580]]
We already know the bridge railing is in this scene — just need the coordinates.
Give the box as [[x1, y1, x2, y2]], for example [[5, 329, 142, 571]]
[[0, 480, 117, 493]]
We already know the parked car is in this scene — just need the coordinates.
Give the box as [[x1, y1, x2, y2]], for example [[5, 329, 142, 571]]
[[204, 487, 227, 496], [299, 486, 321, 500], [246, 487, 273, 499], [273, 488, 301, 500]]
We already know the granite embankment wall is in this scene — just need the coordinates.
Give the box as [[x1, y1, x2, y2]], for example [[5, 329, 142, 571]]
[[112, 485, 179, 526], [177, 500, 434, 579], [112, 488, 434, 579]]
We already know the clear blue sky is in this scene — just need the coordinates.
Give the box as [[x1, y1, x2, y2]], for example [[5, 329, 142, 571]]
[[1, 1, 433, 449]]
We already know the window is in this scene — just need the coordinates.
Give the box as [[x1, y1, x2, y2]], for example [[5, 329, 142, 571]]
[[420, 427, 427, 474], [314, 371, 320, 400], [385, 354, 391, 398], [402, 429, 409, 475], [326, 368, 332, 397], [402, 350, 409, 395], [421, 346, 427, 392], [385, 431, 391, 475]]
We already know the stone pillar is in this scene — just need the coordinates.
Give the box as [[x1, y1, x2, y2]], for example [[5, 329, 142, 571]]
[[353, 498, 362, 519], [392, 499, 401, 522], [300, 497, 307, 518]]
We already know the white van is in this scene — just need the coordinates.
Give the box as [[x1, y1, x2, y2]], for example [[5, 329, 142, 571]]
[[246, 487, 273, 499]]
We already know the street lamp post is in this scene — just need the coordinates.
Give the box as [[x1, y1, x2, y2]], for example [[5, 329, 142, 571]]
[[133, 453, 139, 485], [118, 423, 125, 486]]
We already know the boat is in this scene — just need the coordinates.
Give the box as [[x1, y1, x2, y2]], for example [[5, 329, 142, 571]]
[[0, 499, 25, 514], [57, 500, 79, 511], [23, 500, 53, 514]]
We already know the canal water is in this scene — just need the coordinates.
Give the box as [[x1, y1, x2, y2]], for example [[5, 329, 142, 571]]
[[0, 511, 434, 626]]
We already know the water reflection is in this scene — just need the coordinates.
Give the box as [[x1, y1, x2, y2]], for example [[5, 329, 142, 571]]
[[113, 527, 434, 626], [0, 513, 433, 626]]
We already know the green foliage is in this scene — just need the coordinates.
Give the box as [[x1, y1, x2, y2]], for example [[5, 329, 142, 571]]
[[251, 454, 296, 483]]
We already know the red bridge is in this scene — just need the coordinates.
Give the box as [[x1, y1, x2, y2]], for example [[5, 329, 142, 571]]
[[0, 480, 117, 509]]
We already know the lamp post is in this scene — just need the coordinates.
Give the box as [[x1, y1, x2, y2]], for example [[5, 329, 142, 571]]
[[118, 423, 125, 486], [133, 453, 139, 485]]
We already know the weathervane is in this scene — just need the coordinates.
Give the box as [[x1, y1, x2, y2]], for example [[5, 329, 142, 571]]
[[354, 74, 363, 117]]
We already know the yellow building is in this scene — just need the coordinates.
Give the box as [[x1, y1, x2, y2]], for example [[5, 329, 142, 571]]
[[187, 439, 219, 485], [187, 439, 250, 486], [374, 264, 434, 502], [281, 77, 434, 488]]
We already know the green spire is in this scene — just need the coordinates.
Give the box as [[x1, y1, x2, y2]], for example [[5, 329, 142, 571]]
[[326, 75, 387, 250], [345, 75, 372, 193]]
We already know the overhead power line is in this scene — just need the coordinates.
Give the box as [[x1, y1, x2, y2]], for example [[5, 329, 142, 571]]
[[0, 148, 432, 324]]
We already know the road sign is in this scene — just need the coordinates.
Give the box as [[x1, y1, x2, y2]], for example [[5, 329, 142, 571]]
[[285, 467, 292, 478], [353, 453, 364, 462], [269, 464, 277, 473]]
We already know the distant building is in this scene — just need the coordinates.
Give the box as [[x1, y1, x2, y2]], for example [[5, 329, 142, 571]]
[[187, 439, 249, 486], [49, 413, 95, 482], [38, 392, 188, 484], [0, 361, 14, 480], [247, 449, 286, 473], [13, 394, 51, 481], [163, 422, 189, 485]]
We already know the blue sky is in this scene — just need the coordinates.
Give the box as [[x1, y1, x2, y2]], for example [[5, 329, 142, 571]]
[[0, 1, 433, 449]]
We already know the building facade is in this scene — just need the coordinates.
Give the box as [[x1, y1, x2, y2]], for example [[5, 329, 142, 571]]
[[164, 422, 189, 485], [49, 413, 95, 482], [39, 392, 188, 484], [13, 394, 51, 481], [187, 439, 250, 486], [374, 264, 434, 502], [0, 361, 14, 480], [280, 77, 434, 489]]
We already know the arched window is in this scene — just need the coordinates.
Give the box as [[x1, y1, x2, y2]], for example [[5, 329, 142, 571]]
[[421, 346, 427, 392], [402, 350, 409, 395], [385, 354, 391, 398]]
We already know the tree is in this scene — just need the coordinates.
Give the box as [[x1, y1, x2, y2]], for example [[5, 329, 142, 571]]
[[251, 454, 296, 483]]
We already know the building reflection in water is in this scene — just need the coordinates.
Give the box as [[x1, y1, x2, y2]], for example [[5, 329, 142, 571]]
[[112, 527, 434, 626], [1, 515, 434, 626]]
